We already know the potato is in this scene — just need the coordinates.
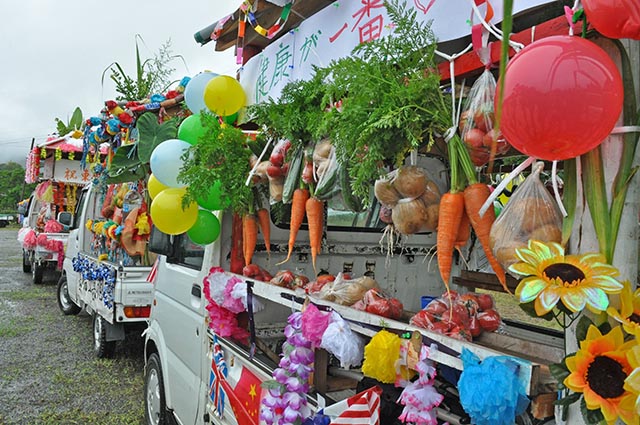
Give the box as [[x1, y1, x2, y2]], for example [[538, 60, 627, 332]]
[[313, 139, 333, 163], [508, 197, 561, 233], [420, 181, 441, 206], [393, 166, 427, 198]]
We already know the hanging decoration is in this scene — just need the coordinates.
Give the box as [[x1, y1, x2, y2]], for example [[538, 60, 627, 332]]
[[361, 329, 402, 384], [240, 0, 293, 39], [65, 184, 78, 213], [498, 35, 624, 161], [72, 255, 117, 308], [457, 348, 530, 425], [397, 345, 444, 425], [25, 147, 41, 184]]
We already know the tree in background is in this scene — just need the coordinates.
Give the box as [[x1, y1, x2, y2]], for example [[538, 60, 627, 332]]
[[0, 162, 35, 213]]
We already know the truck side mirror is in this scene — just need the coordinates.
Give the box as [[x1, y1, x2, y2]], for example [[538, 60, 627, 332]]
[[57, 212, 73, 227], [149, 227, 173, 257]]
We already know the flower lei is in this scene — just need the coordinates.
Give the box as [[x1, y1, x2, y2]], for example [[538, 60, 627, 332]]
[[260, 311, 313, 425], [72, 255, 117, 309], [25, 147, 41, 184], [66, 184, 77, 213], [54, 182, 66, 213], [55, 147, 62, 161]]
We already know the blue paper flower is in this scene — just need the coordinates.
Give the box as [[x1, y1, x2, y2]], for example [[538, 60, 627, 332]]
[[457, 348, 530, 425]]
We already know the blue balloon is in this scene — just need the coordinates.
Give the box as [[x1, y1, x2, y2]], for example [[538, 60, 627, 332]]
[[149, 139, 192, 188], [184, 72, 217, 114]]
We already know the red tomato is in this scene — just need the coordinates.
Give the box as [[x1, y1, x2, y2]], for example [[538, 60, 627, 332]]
[[267, 164, 284, 177], [469, 315, 482, 337], [478, 309, 502, 332], [476, 293, 494, 311], [474, 111, 494, 133], [410, 310, 436, 329], [464, 128, 486, 148], [425, 299, 448, 315]]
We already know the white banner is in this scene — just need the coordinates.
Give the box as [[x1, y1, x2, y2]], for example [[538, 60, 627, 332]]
[[42, 158, 93, 185], [239, 0, 554, 104]]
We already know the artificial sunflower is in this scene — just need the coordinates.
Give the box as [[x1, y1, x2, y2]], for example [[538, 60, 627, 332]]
[[509, 240, 623, 316], [607, 280, 640, 337], [565, 325, 637, 424], [622, 344, 640, 417]]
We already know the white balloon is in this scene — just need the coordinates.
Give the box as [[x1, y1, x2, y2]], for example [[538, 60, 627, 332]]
[[149, 139, 191, 188], [184, 72, 217, 114]]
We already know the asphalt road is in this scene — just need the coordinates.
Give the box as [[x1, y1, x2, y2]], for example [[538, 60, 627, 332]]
[[0, 228, 145, 425]]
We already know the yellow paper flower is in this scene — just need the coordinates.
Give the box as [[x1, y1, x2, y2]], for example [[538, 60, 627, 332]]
[[509, 240, 622, 316], [564, 325, 636, 424], [622, 345, 640, 417], [85, 220, 93, 231], [607, 280, 640, 338], [135, 212, 151, 235], [362, 329, 401, 384]]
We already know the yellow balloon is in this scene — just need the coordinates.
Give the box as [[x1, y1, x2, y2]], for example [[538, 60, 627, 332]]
[[203, 75, 246, 117], [150, 188, 198, 235], [148, 174, 169, 200]]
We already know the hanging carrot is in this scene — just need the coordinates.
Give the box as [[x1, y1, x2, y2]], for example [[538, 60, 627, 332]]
[[454, 208, 471, 254], [256, 208, 271, 254], [305, 197, 324, 274], [436, 192, 465, 289], [277, 188, 310, 265], [463, 182, 509, 293], [243, 214, 258, 266]]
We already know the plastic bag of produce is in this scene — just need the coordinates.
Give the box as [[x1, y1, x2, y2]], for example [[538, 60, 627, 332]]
[[316, 273, 378, 306], [489, 162, 563, 272], [352, 288, 404, 319], [374, 166, 441, 235], [460, 68, 510, 166]]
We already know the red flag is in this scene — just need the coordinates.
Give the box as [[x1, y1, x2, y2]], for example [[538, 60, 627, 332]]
[[325, 386, 382, 425], [216, 365, 263, 425]]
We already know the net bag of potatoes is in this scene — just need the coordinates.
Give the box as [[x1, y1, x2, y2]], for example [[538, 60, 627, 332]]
[[374, 165, 441, 235], [489, 161, 562, 273]]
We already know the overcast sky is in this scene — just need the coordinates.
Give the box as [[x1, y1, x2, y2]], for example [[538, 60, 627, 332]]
[[0, 0, 238, 165]]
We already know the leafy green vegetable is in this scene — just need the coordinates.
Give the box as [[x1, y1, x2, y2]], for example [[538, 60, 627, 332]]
[[247, 69, 327, 151], [136, 112, 178, 163], [179, 113, 254, 214], [320, 0, 450, 202]]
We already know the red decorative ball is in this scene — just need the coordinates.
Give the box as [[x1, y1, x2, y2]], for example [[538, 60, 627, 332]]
[[582, 0, 640, 40], [497, 36, 623, 161]]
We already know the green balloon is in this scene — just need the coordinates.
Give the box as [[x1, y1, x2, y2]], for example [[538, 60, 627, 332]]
[[178, 114, 207, 145], [221, 111, 238, 125], [187, 210, 221, 245], [494, 201, 503, 218], [196, 181, 229, 211]]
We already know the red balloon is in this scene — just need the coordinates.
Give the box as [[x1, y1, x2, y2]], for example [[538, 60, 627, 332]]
[[498, 36, 623, 161], [582, 0, 640, 40]]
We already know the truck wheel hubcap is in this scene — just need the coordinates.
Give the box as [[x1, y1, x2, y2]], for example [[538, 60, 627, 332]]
[[59, 282, 71, 309], [93, 318, 102, 349], [146, 369, 161, 424]]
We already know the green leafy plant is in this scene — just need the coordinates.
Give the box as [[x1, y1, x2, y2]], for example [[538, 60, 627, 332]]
[[247, 69, 328, 151], [320, 0, 450, 202], [179, 113, 254, 214], [54, 107, 84, 136], [136, 112, 178, 163], [102, 36, 185, 101]]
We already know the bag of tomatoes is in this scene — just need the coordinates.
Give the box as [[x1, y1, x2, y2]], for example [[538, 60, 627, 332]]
[[460, 67, 511, 166]]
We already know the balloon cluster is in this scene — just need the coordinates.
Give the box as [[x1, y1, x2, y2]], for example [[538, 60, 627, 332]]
[[148, 73, 246, 243]]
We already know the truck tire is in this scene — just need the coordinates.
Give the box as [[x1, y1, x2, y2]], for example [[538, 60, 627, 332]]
[[145, 353, 173, 425], [22, 251, 31, 273], [93, 314, 116, 358], [32, 262, 44, 285], [57, 275, 81, 316]]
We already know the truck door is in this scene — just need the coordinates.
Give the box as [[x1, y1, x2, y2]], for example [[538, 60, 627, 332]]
[[64, 186, 90, 301], [153, 235, 207, 425]]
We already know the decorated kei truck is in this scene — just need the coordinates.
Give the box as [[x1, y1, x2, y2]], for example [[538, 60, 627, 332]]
[[141, 1, 640, 425], [54, 94, 190, 358], [18, 132, 98, 284]]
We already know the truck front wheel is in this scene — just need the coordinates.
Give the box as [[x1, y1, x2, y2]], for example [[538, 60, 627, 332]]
[[32, 262, 44, 285], [93, 315, 116, 358], [57, 275, 81, 316], [22, 251, 31, 273], [145, 353, 173, 425]]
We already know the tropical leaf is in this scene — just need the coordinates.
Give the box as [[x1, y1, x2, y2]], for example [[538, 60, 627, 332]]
[[69, 107, 84, 130], [136, 113, 178, 163], [107, 144, 147, 183]]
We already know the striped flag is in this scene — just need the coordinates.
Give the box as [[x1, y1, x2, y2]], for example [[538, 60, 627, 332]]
[[146, 257, 159, 284], [209, 336, 228, 416], [323, 386, 382, 425]]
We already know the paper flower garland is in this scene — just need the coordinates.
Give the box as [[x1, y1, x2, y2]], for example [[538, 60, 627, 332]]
[[319, 311, 364, 369], [71, 255, 117, 308], [202, 267, 251, 340], [260, 311, 313, 425], [457, 348, 529, 425], [397, 345, 443, 425], [362, 329, 402, 384]]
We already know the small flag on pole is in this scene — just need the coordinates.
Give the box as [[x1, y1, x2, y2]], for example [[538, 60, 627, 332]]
[[323, 386, 382, 425], [146, 257, 159, 283]]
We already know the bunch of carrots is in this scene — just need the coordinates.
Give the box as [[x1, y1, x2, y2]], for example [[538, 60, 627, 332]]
[[242, 208, 271, 267], [437, 134, 509, 293]]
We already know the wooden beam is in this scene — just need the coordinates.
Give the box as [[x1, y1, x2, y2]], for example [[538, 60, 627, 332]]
[[437, 16, 585, 79]]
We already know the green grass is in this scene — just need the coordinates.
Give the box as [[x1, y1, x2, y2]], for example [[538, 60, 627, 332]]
[[1, 286, 51, 301], [0, 316, 35, 338], [36, 409, 144, 425]]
